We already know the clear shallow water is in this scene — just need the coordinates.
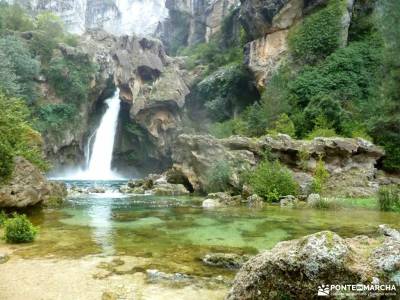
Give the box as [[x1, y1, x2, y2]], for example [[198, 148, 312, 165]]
[[15, 181, 400, 277]]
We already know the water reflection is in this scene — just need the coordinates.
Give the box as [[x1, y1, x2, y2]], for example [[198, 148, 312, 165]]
[[87, 197, 115, 255]]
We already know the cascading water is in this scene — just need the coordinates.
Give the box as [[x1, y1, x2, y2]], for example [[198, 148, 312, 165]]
[[85, 89, 121, 179], [68, 89, 122, 180]]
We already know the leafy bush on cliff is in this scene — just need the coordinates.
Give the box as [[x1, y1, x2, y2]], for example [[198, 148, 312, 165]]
[[311, 158, 330, 194], [47, 56, 96, 104], [245, 160, 299, 202], [0, 36, 40, 103], [267, 114, 296, 137], [0, 3, 34, 32], [4, 213, 37, 243], [34, 103, 78, 133], [288, 0, 344, 64], [0, 92, 48, 183], [208, 118, 246, 138], [197, 63, 258, 122]]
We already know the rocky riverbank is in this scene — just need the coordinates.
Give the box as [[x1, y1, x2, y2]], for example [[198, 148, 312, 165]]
[[227, 225, 400, 299], [0, 157, 66, 208]]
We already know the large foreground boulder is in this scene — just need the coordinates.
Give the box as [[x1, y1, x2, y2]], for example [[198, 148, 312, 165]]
[[227, 227, 400, 299], [0, 157, 67, 208]]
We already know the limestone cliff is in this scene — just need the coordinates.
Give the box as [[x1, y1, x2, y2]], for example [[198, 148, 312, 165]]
[[241, 0, 355, 88], [6, 0, 167, 36], [79, 29, 190, 163], [156, 0, 239, 53]]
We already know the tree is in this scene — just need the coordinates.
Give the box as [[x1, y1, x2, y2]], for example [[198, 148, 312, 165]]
[[0, 36, 40, 103], [368, 0, 400, 171], [0, 92, 47, 183]]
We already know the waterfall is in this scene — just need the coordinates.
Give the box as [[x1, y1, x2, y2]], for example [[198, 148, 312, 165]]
[[69, 89, 122, 180]]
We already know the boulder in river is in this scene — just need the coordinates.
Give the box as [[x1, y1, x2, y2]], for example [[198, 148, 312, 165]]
[[0, 157, 67, 208], [227, 226, 400, 299]]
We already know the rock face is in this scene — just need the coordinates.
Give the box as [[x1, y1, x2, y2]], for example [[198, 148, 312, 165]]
[[171, 134, 384, 195], [156, 0, 240, 52], [227, 227, 400, 299], [38, 43, 105, 167], [171, 134, 256, 192], [0, 157, 67, 208], [241, 0, 355, 88], [245, 29, 289, 89], [80, 30, 190, 160], [8, 0, 167, 36]]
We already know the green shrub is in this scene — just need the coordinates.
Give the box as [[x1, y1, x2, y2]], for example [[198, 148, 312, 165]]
[[246, 160, 299, 202], [0, 92, 48, 182], [197, 63, 258, 122], [47, 56, 96, 104], [306, 115, 339, 140], [205, 161, 232, 193], [179, 39, 243, 74], [377, 185, 400, 212], [0, 3, 34, 32], [0, 210, 7, 227], [308, 197, 343, 210], [34, 103, 77, 133], [267, 113, 296, 137], [311, 158, 330, 194], [208, 118, 246, 138], [4, 213, 37, 243], [298, 147, 310, 171], [288, 0, 344, 64], [0, 36, 40, 103]]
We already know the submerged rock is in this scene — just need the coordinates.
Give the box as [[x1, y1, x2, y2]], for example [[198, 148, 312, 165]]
[[0, 253, 9, 264], [88, 187, 106, 194], [227, 227, 400, 300], [246, 194, 264, 208], [202, 253, 250, 269], [279, 195, 298, 207], [378, 224, 400, 241], [0, 157, 67, 208], [202, 198, 222, 208], [306, 193, 321, 206], [123, 175, 191, 196], [146, 269, 192, 283]]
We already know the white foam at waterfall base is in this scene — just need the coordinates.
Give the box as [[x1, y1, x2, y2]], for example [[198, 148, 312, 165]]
[[61, 89, 124, 181]]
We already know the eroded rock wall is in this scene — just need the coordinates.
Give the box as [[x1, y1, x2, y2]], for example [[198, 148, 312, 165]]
[[79, 29, 190, 164], [156, 0, 239, 52], [241, 0, 355, 88], [171, 134, 385, 196]]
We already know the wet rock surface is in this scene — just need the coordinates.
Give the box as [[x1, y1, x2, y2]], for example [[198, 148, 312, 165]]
[[202, 253, 250, 269]]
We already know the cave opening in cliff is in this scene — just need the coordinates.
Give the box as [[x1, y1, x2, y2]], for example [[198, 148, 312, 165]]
[[112, 99, 172, 178]]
